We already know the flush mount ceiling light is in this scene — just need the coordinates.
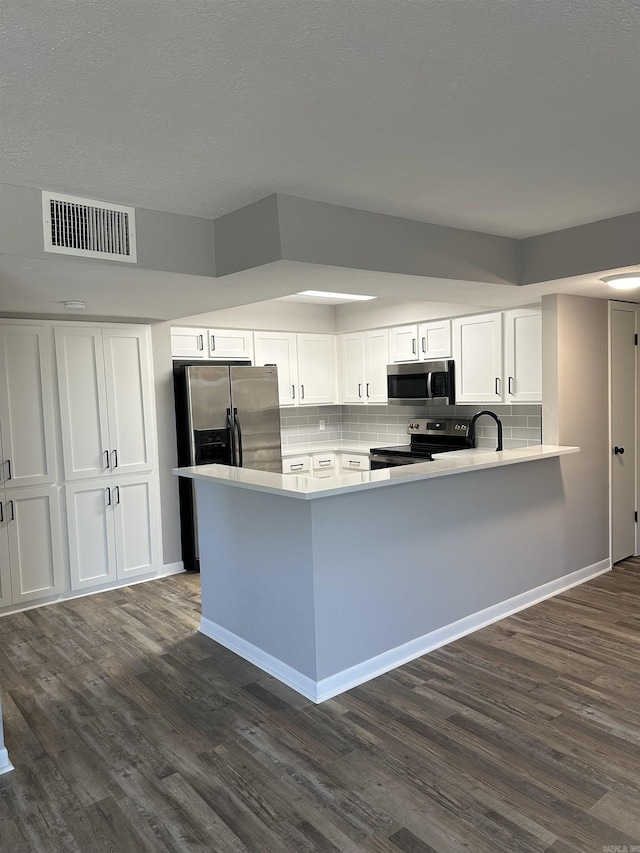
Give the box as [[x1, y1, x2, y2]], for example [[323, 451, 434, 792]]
[[63, 300, 87, 311], [601, 273, 640, 291], [296, 290, 377, 301]]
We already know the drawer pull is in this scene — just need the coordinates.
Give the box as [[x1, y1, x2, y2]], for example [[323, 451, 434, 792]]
[[290, 463, 304, 470], [347, 459, 361, 466], [318, 459, 332, 466]]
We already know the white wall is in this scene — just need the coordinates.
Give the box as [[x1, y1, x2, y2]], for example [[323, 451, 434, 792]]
[[334, 298, 492, 333], [176, 299, 336, 333]]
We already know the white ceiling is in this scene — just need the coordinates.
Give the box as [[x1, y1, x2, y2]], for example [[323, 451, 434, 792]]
[[1, 0, 639, 318]]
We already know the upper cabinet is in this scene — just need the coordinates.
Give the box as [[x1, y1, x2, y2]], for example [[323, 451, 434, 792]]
[[389, 321, 451, 363], [254, 332, 337, 406], [55, 325, 157, 481], [170, 326, 254, 361], [0, 324, 57, 489], [504, 308, 542, 403], [339, 329, 389, 404]]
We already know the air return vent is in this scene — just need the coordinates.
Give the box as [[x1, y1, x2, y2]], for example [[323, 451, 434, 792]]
[[42, 191, 137, 262]]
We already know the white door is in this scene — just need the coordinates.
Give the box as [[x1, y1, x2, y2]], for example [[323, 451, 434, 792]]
[[5, 486, 63, 604], [297, 335, 336, 405], [0, 324, 57, 488], [610, 304, 637, 562], [55, 326, 111, 481], [389, 325, 419, 363], [171, 327, 207, 359], [339, 334, 366, 404], [364, 329, 389, 403], [113, 475, 161, 580], [419, 321, 452, 360], [0, 493, 12, 607], [66, 479, 117, 590], [453, 313, 503, 403], [504, 309, 542, 403], [102, 328, 155, 476], [208, 329, 254, 361], [254, 332, 299, 406]]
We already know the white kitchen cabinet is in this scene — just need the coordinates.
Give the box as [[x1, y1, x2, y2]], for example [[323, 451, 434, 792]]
[[207, 328, 253, 361], [389, 321, 451, 363], [254, 332, 336, 406], [55, 325, 156, 481], [504, 308, 542, 403], [312, 452, 337, 478], [0, 486, 64, 606], [339, 329, 389, 404], [0, 324, 57, 489], [282, 455, 312, 475], [453, 313, 504, 403], [339, 452, 370, 473], [170, 327, 208, 359], [65, 473, 161, 591]]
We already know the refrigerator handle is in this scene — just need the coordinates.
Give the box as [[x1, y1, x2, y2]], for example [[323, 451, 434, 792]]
[[226, 407, 236, 466], [233, 407, 243, 467]]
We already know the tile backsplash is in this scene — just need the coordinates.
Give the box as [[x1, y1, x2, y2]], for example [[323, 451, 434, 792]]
[[281, 404, 542, 450]]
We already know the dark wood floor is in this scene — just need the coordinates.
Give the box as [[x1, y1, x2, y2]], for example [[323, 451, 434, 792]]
[[0, 557, 639, 852]]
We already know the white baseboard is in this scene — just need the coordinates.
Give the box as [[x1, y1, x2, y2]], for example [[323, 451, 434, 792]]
[[0, 748, 13, 775], [162, 561, 185, 576], [200, 559, 611, 704]]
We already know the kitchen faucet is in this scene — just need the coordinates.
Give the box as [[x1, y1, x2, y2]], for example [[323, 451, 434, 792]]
[[469, 410, 503, 452]]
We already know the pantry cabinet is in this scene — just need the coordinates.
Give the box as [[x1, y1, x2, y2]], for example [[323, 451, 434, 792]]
[[55, 325, 156, 481], [339, 329, 389, 404], [389, 321, 451, 363], [254, 332, 337, 406], [65, 473, 161, 591]]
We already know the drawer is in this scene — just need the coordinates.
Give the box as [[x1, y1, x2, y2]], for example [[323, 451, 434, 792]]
[[340, 453, 370, 472], [282, 455, 312, 475], [312, 453, 337, 471]]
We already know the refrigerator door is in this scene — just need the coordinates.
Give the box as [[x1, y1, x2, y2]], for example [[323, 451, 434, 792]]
[[230, 366, 282, 473]]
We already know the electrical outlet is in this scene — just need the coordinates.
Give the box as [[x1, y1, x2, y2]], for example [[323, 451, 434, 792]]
[[319, 419, 326, 431]]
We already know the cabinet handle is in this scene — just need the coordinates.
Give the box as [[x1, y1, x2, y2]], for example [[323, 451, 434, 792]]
[[291, 385, 295, 399], [366, 383, 370, 398], [347, 459, 361, 467], [358, 383, 362, 398], [104, 450, 110, 469], [301, 385, 305, 400], [198, 334, 204, 351], [5, 459, 11, 481], [422, 337, 426, 354], [0, 501, 3, 523], [112, 449, 118, 469], [290, 463, 304, 470], [106, 487, 111, 506], [495, 377, 501, 395], [508, 376, 514, 395], [7, 500, 14, 522], [114, 485, 120, 505], [412, 339, 416, 355], [210, 335, 216, 351]]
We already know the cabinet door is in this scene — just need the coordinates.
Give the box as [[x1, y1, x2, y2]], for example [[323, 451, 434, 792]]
[[297, 334, 336, 405], [339, 334, 366, 404], [5, 486, 63, 604], [55, 326, 111, 481], [0, 324, 57, 488], [364, 329, 389, 403], [504, 309, 542, 403], [102, 328, 156, 476], [419, 320, 452, 360], [208, 329, 254, 361], [113, 475, 161, 580], [66, 480, 117, 590], [171, 327, 207, 359], [453, 313, 503, 403], [0, 498, 12, 607], [389, 325, 419, 363], [254, 332, 299, 406], [340, 453, 370, 473]]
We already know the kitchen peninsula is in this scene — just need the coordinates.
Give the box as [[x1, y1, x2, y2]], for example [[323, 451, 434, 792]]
[[176, 445, 587, 703]]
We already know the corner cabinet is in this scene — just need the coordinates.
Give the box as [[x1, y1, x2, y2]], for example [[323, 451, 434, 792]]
[[339, 329, 389, 404], [253, 332, 337, 406], [55, 326, 157, 481]]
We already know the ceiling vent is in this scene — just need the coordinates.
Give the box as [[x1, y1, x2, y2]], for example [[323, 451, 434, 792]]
[[42, 191, 137, 263]]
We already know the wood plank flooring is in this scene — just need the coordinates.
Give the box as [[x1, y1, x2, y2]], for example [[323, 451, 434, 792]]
[[0, 557, 639, 852]]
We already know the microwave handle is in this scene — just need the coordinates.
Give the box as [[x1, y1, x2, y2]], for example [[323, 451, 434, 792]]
[[427, 371, 434, 398]]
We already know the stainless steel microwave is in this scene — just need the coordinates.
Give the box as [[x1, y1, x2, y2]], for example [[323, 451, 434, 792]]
[[387, 360, 456, 405]]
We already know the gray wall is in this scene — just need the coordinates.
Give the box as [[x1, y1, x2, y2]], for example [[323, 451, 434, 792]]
[[542, 294, 609, 570]]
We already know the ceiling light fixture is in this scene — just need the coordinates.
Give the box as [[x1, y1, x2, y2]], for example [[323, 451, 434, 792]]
[[296, 290, 377, 301], [63, 300, 87, 311], [601, 273, 640, 291]]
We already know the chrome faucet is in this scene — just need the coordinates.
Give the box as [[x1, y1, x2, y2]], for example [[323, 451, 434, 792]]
[[469, 410, 503, 452]]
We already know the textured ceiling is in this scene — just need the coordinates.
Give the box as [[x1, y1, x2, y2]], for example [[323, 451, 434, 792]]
[[2, 0, 639, 239]]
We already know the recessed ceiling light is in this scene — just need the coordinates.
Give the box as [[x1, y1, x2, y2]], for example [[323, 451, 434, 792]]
[[63, 300, 87, 311], [601, 273, 640, 291], [296, 290, 377, 301]]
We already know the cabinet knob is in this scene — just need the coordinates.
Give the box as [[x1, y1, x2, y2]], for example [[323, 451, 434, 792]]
[[614, 446, 625, 455]]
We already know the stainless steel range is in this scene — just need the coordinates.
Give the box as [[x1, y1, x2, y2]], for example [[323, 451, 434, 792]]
[[369, 417, 474, 469]]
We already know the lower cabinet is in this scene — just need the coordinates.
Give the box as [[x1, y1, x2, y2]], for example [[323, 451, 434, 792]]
[[339, 452, 370, 473], [0, 486, 64, 607], [65, 474, 161, 591]]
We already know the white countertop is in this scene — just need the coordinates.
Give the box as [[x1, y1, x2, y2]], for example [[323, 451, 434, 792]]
[[174, 445, 579, 501]]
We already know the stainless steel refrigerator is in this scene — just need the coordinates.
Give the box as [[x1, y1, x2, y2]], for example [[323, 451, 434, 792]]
[[174, 362, 282, 570]]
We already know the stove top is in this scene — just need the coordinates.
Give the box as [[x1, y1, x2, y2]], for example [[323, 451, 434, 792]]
[[370, 416, 474, 462], [368, 444, 456, 459]]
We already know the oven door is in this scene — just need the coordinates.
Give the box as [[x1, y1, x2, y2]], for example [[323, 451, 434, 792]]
[[369, 453, 432, 470]]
